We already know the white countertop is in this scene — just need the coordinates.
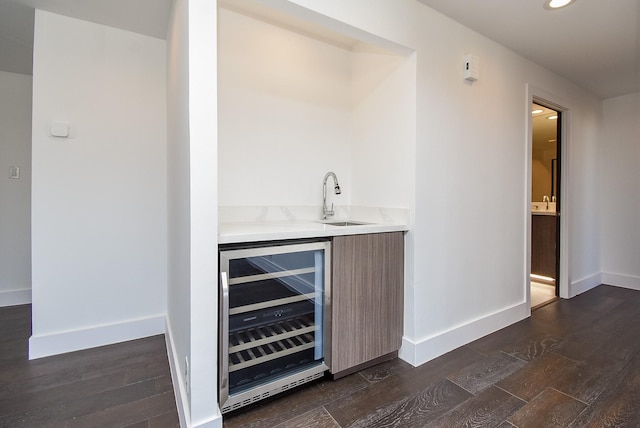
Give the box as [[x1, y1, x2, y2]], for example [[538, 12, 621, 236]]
[[532, 202, 557, 215], [218, 205, 410, 244], [218, 220, 408, 244]]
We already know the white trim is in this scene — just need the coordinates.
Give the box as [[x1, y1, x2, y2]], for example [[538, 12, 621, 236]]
[[524, 89, 534, 310], [399, 302, 528, 367], [601, 272, 640, 291], [0, 288, 31, 307], [28, 315, 165, 360], [190, 416, 222, 428], [191, 416, 224, 428], [165, 316, 189, 428], [570, 273, 602, 296], [165, 316, 223, 428], [525, 84, 571, 301]]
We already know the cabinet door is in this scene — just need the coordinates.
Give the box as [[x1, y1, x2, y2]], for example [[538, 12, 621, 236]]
[[331, 232, 404, 375], [531, 215, 557, 279]]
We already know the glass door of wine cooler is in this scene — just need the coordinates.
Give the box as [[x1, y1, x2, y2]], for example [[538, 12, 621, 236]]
[[219, 240, 331, 413]]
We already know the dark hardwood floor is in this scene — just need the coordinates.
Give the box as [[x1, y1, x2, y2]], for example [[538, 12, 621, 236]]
[[0, 304, 179, 428], [3, 284, 640, 427], [224, 284, 640, 427]]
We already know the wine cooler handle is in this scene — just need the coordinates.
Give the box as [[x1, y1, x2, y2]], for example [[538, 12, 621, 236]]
[[220, 271, 230, 404]]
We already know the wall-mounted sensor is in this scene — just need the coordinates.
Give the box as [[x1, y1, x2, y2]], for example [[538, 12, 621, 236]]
[[463, 54, 479, 82], [50, 121, 69, 138]]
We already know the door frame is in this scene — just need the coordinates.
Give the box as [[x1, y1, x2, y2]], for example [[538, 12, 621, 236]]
[[525, 84, 570, 306]]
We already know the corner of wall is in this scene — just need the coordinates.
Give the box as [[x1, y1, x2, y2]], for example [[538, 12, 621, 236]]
[[165, 315, 190, 428], [398, 336, 418, 367], [399, 301, 528, 367], [600, 272, 640, 292], [568, 273, 602, 297]]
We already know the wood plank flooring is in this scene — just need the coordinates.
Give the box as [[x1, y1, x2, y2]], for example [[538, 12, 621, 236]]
[[224, 285, 640, 427], [0, 304, 179, 428], [3, 284, 640, 427]]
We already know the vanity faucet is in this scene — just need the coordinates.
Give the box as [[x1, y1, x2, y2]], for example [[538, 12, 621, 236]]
[[542, 195, 550, 209], [322, 172, 341, 219]]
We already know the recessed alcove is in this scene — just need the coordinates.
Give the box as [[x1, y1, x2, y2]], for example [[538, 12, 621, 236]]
[[217, 0, 416, 213]]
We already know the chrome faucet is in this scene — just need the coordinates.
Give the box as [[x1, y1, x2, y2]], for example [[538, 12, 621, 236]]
[[322, 171, 341, 219], [542, 195, 550, 210]]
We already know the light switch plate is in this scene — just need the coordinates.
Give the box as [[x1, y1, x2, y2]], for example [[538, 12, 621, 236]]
[[9, 166, 20, 179]]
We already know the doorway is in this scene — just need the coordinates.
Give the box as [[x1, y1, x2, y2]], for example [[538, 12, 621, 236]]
[[530, 102, 560, 309]]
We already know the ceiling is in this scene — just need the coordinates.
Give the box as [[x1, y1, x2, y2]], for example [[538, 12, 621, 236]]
[[532, 103, 559, 148], [0, 0, 638, 99], [418, 0, 640, 99], [0, 0, 171, 75]]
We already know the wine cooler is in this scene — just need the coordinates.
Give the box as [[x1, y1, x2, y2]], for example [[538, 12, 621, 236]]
[[218, 240, 331, 413]]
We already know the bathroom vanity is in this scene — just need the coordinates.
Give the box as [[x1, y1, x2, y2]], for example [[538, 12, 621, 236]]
[[531, 213, 558, 280]]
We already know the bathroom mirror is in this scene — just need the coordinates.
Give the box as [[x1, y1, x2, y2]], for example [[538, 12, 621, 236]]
[[532, 103, 558, 202]]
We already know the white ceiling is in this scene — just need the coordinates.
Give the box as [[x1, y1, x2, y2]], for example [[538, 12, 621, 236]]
[[0, 1, 35, 75], [532, 103, 559, 146], [0, 0, 171, 75], [417, 0, 640, 99], [0, 0, 638, 99]]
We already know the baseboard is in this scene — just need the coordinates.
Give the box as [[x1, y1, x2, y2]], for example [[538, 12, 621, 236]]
[[399, 301, 529, 367], [601, 272, 640, 291], [190, 416, 224, 428], [28, 315, 165, 360], [165, 316, 223, 428], [165, 316, 190, 428], [570, 272, 602, 297], [0, 288, 31, 307]]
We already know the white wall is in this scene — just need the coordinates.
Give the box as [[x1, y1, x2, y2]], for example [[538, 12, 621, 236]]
[[271, 0, 604, 365], [350, 47, 416, 210], [167, 0, 221, 427], [166, 0, 192, 425], [0, 71, 32, 306], [349, 46, 417, 337], [218, 7, 416, 217], [218, 7, 353, 208], [600, 92, 640, 290], [563, 94, 602, 294], [30, 11, 168, 358]]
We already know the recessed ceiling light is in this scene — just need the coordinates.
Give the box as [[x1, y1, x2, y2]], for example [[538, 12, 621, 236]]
[[532, 109, 544, 114], [548, 115, 558, 120], [544, 0, 575, 10]]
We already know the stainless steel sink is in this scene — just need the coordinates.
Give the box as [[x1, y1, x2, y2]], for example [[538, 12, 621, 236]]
[[321, 221, 370, 226]]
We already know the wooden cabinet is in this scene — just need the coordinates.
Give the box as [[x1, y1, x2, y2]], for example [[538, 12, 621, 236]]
[[329, 232, 404, 378], [531, 214, 557, 279]]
